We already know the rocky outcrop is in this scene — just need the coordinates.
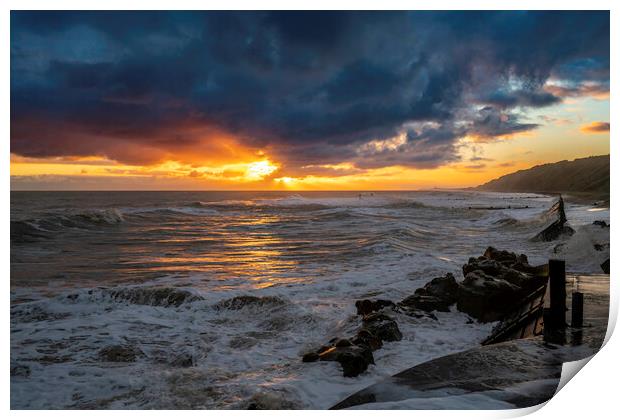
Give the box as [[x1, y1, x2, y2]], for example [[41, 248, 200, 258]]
[[456, 271, 523, 323], [302, 311, 402, 377], [355, 299, 395, 315], [303, 247, 548, 376], [400, 247, 547, 323], [315, 344, 375, 377], [399, 273, 459, 312], [302, 335, 376, 377], [362, 312, 403, 342]]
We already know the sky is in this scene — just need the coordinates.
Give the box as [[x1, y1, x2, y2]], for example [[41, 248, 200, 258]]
[[10, 11, 610, 190]]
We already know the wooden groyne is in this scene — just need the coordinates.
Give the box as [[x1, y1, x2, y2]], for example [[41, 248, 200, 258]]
[[483, 258, 593, 345], [481, 282, 546, 345], [332, 270, 609, 409]]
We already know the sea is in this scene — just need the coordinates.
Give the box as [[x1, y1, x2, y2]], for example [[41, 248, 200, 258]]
[[10, 190, 610, 409]]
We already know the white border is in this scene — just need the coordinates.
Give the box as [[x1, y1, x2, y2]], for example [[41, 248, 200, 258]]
[[3, 2, 617, 420]]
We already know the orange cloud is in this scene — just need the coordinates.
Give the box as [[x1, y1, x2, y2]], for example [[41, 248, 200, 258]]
[[545, 82, 609, 100], [580, 121, 610, 134]]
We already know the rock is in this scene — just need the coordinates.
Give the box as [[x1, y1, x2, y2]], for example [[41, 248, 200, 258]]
[[317, 345, 331, 354], [400, 294, 453, 312], [335, 338, 353, 347], [303, 329, 382, 376], [498, 267, 535, 288], [355, 299, 394, 315], [594, 244, 604, 251], [400, 248, 546, 323], [362, 313, 402, 342], [483, 247, 528, 265], [456, 270, 524, 323], [510, 261, 548, 277], [593, 220, 608, 228], [601, 259, 610, 274], [98, 344, 144, 362], [351, 329, 383, 351], [400, 273, 458, 312], [463, 258, 504, 277], [318, 345, 375, 377], [302, 352, 320, 362], [417, 273, 460, 297], [469, 248, 544, 288]]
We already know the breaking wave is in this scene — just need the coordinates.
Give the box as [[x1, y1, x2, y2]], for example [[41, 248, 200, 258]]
[[11, 209, 125, 243], [64, 286, 205, 308]]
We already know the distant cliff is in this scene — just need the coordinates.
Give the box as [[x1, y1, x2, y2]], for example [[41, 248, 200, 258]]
[[477, 155, 609, 198]]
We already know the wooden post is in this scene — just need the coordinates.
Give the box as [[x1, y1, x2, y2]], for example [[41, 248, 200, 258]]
[[572, 292, 584, 328], [549, 259, 566, 327], [543, 308, 565, 344]]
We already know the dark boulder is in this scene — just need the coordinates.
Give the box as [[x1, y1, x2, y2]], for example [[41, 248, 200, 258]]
[[351, 329, 383, 351], [463, 258, 505, 277], [399, 248, 545, 322], [483, 247, 528, 265], [399, 273, 459, 313], [464, 262, 530, 289], [355, 299, 395, 315], [318, 345, 375, 377], [362, 313, 403, 342], [456, 270, 523, 323], [593, 220, 608, 228], [474, 248, 545, 288], [417, 273, 459, 298], [400, 294, 454, 313], [302, 351, 320, 362], [303, 327, 384, 376], [510, 261, 548, 277], [335, 338, 353, 347], [601, 259, 610, 274]]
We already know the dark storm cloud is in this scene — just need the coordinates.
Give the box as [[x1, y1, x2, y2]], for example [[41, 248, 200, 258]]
[[479, 89, 561, 109], [11, 11, 610, 169], [468, 107, 540, 140]]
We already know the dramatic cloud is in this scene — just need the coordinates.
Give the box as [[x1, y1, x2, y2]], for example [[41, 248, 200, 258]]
[[580, 121, 610, 134], [11, 11, 610, 171]]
